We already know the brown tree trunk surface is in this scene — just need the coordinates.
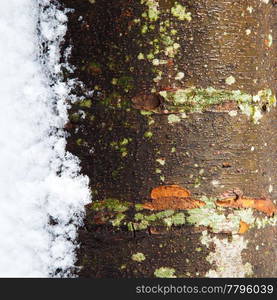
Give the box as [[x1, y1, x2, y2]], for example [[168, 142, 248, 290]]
[[60, 0, 277, 278]]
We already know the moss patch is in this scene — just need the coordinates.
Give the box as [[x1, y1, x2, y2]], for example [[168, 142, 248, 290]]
[[131, 252, 146, 262], [90, 198, 131, 213], [159, 87, 276, 123], [154, 267, 176, 278]]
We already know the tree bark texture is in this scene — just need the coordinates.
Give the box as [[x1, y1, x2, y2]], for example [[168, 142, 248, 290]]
[[60, 0, 277, 278]]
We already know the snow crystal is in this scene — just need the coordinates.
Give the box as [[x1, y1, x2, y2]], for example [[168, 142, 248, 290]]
[[0, 0, 90, 277]]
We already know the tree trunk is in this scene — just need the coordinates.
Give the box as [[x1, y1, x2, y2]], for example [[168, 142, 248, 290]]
[[60, 0, 277, 278]]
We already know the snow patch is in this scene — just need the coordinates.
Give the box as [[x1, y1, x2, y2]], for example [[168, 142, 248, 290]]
[[0, 0, 90, 277]]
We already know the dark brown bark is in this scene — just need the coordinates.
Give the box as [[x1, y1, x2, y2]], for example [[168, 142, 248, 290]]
[[60, 0, 277, 278]]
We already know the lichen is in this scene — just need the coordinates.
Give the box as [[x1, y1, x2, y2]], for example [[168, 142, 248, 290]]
[[134, 0, 191, 88], [76, 138, 84, 146], [117, 76, 134, 92], [144, 131, 153, 138], [204, 234, 253, 278], [154, 267, 176, 278], [171, 147, 176, 153], [254, 214, 277, 229], [267, 34, 273, 47], [90, 198, 130, 213], [156, 158, 165, 165], [141, 0, 160, 22], [186, 196, 253, 233], [69, 112, 80, 122], [131, 252, 146, 262], [168, 114, 181, 124], [225, 75, 236, 85], [79, 99, 92, 108], [171, 2, 192, 21], [129, 209, 186, 230], [89, 194, 276, 234], [110, 137, 132, 157], [135, 203, 144, 211], [159, 87, 276, 123], [102, 92, 129, 109], [171, 212, 186, 226], [111, 213, 125, 226]]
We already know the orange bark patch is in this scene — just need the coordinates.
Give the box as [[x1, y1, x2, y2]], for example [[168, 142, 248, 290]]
[[143, 185, 204, 211], [252, 198, 277, 216], [142, 197, 205, 211], [150, 185, 191, 200], [238, 221, 250, 234], [216, 196, 277, 217]]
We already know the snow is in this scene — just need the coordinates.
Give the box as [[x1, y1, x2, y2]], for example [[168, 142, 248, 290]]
[[0, 0, 91, 277]]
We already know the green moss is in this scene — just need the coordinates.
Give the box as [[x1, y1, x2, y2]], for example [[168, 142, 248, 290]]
[[135, 204, 144, 211], [155, 210, 175, 219], [156, 158, 165, 165], [141, 24, 148, 34], [89, 195, 275, 234], [168, 114, 181, 124], [137, 52, 145, 60], [159, 87, 276, 123], [171, 2, 191, 21], [119, 138, 129, 146], [148, 118, 155, 126], [140, 110, 153, 116], [121, 151, 128, 157], [186, 196, 262, 233], [132, 220, 149, 230], [225, 75, 236, 85], [128, 210, 183, 231], [171, 212, 186, 225], [186, 196, 233, 233], [160, 175, 165, 182], [154, 267, 176, 278], [111, 213, 126, 226], [117, 76, 134, 92], [171, 147, 176, 153], [163, 217, 174, 227], [131, 252, 146, 262], [144, 131, 153, 138], [91, 198, 130, 213], [79, 99, 92, 108], [76, 138, 84, 146], [255, 214, 277, 229], [144, 214, 157, 222], [134, 0, 187, 86], [110, 138, 132, 156], [234, 209, 255, 225], [134, 213, 145, 221], [141, 0, 160, 22], [69, 113, 80, 122], [194, 177, 201, 188]]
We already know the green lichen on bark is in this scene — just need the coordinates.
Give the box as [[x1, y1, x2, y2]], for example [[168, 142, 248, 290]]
[[158, 87, 276, 123], [88, 196, 277, 232], [90, 198, 131, 213], [154, 267, 176, 278]]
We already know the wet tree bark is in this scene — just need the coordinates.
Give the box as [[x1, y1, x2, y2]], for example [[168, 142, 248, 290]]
[[60, 0, 277, 277]]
